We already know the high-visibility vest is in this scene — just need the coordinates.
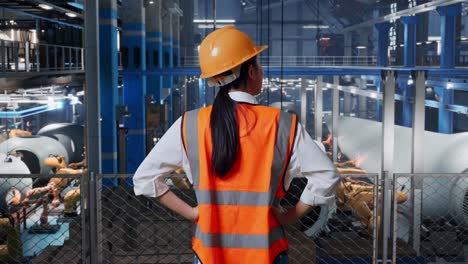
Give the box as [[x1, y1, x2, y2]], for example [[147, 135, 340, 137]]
[[182, 103, 297, 264]]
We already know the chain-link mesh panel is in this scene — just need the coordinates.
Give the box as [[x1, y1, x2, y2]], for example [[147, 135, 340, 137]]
[[100, 174, 194, 264], [312, 174, 380, 264], [394, 174, 468, 264], [0, 174, 83, 264], [99, 173, 386, 264]]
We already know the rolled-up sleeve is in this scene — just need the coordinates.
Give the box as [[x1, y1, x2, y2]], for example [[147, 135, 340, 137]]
[[133, 117, 184, 198], [286, 122, 340, 206]]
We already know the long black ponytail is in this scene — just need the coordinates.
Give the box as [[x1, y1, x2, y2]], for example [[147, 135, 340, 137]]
[[210, 56, 257, 177]]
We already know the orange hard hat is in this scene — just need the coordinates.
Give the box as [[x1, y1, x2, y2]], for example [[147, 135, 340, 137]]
[[199, 26, 268, 80]]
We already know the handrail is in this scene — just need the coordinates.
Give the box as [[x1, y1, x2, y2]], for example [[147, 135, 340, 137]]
[[181, 55, 378, 67], [0, 39, 84, 73]]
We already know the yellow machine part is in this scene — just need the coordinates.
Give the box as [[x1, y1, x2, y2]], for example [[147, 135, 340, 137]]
[[64, 188, 81, 214]]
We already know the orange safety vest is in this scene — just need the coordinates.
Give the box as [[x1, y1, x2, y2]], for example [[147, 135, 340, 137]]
[[182, 103, 297, 264]]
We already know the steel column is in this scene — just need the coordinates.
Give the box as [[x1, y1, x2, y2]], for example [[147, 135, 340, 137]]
[[122, 0, 147, 174], [436, 4, 461, 133], [99, 0, 119, 176], [409, 70, 426, 255], [375, 22, 391, 67], [146, 0, 162, 104], [381, 70, 395, 264], [401, 16, 419, 68]]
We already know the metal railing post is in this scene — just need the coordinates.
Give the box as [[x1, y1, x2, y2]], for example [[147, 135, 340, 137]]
[[14, 42, 19, 71], [25, 41, 30, 72], [69, 47, 72, 70], [62, 46, 65, 70], [45, 44, 50, 71], [36, 44, 40, 72], [82, 48, 85, 70], [54, 46, 57, 70]]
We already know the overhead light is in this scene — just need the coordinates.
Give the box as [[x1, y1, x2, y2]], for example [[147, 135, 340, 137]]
[[149, 0, 154, 4], [38, 4, 53, 10], [66, 12, 77, 17], [303, 25, 329, 29], [193, 19, 236, 23], [356, 46, 366, 49], [198, 24, 232, 29]]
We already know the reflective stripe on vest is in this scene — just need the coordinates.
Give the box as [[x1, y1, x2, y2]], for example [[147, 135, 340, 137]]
[[182, 104, 296, 263], [194, 224, 285, 249]]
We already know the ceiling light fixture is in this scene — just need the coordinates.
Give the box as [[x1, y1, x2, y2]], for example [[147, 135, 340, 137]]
[[65, 12, 78, 17], [303, 25, 329, 29], [193, 19, 235, 23], [38, 4, 53, 10], [149, 0, 154, 4]]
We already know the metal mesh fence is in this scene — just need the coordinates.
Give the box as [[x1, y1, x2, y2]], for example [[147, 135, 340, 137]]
[[394, 174, 468, 264], [0, 174, 83, 264], [6, 172, 467, 263], [98, 173, 383, 264]]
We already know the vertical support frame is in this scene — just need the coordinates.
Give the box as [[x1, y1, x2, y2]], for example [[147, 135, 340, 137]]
[[409, 70, 426, 255], [381, 70, 396, 264], [85, 0, 102, 262]]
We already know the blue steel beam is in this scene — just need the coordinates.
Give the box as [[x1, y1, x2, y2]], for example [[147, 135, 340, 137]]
[[436, 4, 461, 133], [121, 0, 146, 175], [99, 1, 119, 174], [375, 22, 392, 67], [401, 16, 420, 68]]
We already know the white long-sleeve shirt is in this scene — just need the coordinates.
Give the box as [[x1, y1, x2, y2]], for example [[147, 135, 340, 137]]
[[133, 91, 340, 206]]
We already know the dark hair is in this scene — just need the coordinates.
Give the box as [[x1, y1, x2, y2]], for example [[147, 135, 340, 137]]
[[210, 56, 257, 177]]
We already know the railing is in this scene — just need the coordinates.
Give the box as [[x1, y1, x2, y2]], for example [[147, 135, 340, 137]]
[[181, 56, 378, 67], [0, 39, 84, 73], [1, 172, 467, 263]]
